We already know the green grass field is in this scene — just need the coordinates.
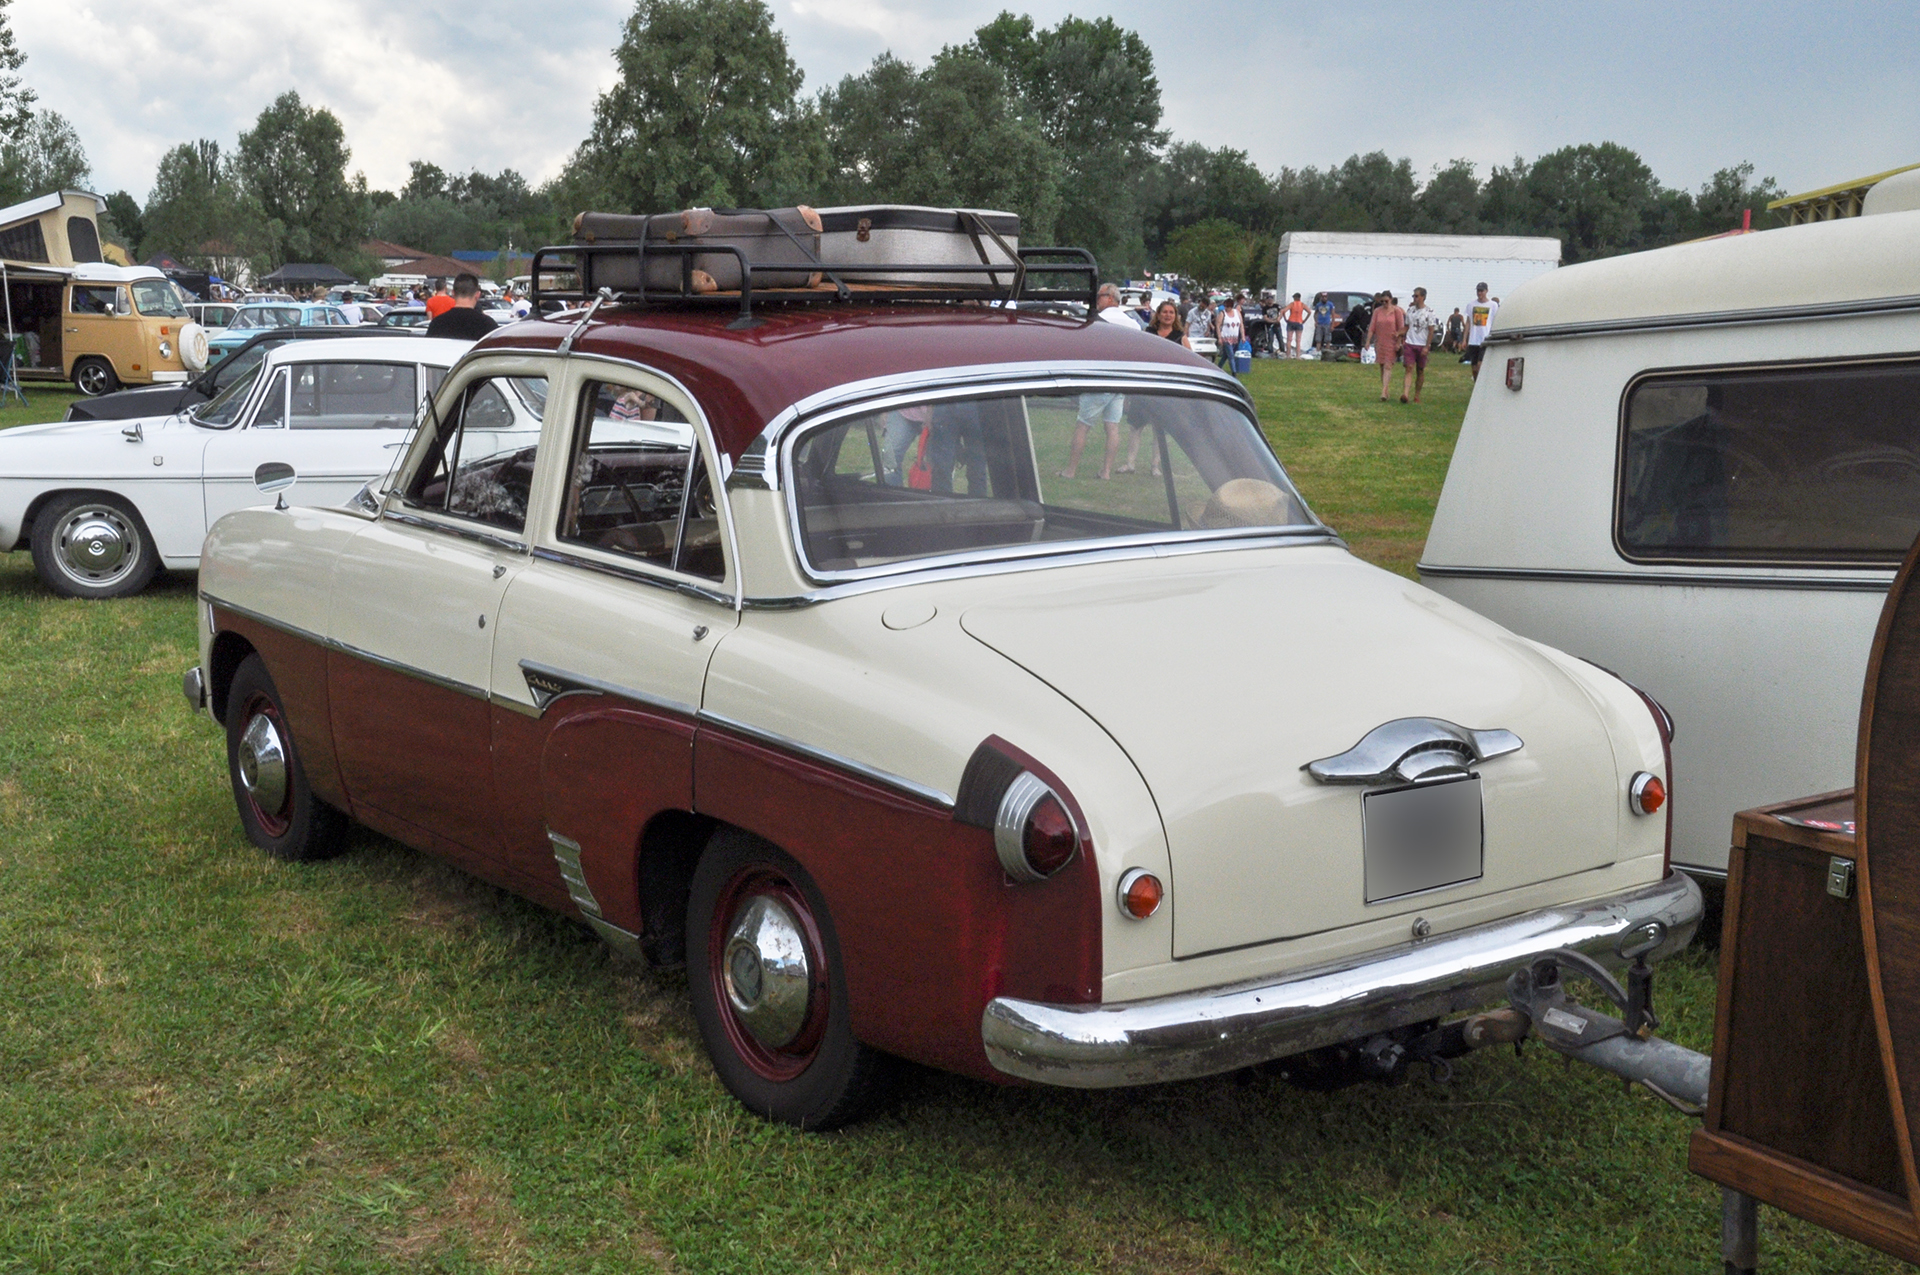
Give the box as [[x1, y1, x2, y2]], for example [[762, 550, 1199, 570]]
[[0, 361, 1900, 1272]]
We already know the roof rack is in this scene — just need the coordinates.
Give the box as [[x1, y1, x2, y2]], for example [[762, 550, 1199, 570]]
[[528, 237, 1100, 328]]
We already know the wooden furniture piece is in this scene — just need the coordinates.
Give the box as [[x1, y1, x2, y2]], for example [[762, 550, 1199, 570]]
[[1691, 528, 1920, 1266]]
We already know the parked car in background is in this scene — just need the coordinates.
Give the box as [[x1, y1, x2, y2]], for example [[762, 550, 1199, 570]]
[[57, 263, 210, 395], [239, 292, 297, 305], [1316, 290, 1376, 353], [186, 248, 1697, 1132], [62, 328, 400, 423], [207, 303, 357, 365], [378, 305, 430, 331], [1419, 200, 1920, 882], [476, 296, 519, 325], [0, 336, 479, 599], [185, 302, 240, 332]]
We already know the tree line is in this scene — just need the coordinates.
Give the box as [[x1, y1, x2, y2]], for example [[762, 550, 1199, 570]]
[[1, 0, 1784, 287]]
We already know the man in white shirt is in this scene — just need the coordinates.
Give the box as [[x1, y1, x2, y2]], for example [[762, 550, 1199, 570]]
[[1466, 282, 1499, 380], [1094, 282, 1140, 328], [1399, 286, 1437, 403], [337, 296, 363, 325]]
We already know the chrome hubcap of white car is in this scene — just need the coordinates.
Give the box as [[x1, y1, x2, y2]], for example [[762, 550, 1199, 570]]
[[721, 894, 813, 1048], [237, 711, 289, 816], [54, 505, 137, 583]]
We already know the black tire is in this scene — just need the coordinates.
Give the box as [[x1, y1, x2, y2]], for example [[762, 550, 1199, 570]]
[[225, 653, 349, 862], [686, 829, 888, 1129], [29, 491, 159, 599], [72, 357, 119, 397]]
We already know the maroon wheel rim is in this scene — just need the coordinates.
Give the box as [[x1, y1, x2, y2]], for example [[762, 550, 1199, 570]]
[[707, 867, 831, 1083], [238, 691, 293, 838]]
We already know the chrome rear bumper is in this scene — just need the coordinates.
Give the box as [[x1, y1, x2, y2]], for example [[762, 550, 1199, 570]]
[[982, 872, 1702, 1088]]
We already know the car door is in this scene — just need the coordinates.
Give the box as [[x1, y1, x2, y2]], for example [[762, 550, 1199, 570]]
[[488, 371, 740, 943], [324, 359, 553, 866], [199, 357, 434, 530]]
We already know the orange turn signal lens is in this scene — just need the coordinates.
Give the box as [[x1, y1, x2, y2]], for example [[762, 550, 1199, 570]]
[[1629, 771, 1666, 816], [1117, 868, 1163, 919]]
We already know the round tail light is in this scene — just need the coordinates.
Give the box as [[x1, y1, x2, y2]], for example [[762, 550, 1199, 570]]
[[1117, 868, 1163, 919], [994, 772, 1081, 882], [1629, 771, 1666, 816]]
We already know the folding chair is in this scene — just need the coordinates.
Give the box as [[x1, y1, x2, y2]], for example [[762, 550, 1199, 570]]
[[0, 338, 26, 408]]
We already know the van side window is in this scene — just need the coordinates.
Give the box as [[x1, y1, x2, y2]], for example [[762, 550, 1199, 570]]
[[1619, 359, 1920, 564], [72, 286, 123, 316]]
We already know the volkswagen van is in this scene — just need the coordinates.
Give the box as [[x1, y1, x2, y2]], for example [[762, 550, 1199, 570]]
[[62, 264, 208, 395]]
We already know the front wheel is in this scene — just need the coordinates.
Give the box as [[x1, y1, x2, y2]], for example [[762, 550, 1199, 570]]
[[686, 830, 888, 1129], [30, 492, 158, 599], [72, 357, 119, 396], [225, 654, 349, 862]]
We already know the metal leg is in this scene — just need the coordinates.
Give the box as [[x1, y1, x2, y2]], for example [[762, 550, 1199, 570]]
[[1722, 1188, 1758, 1274]]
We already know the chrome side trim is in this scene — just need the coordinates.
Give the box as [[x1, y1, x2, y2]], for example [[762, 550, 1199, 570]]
[[694, 708, 955, 810], [328, 637, 489, 700], [518, 658, 699, 718], [1416, 562, 1895, 593], [982, 872, 1702, 1088], [382, 507, 529, 555], [199, 592, 329, 648], [741, 532, 1345, 609], [530, 545, 735, 609], [549, 829, 642, 957], [1489, 292, 1920, 344]]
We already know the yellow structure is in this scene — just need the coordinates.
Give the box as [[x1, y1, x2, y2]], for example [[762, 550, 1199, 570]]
[[1768, 163, 1920, 225]]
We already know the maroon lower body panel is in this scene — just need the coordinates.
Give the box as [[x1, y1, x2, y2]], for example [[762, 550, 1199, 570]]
[[212, 609, 346, 810], [694, 727, 1101, 1082]]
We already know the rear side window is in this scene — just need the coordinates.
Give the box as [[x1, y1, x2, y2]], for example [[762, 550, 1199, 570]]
[[1618, 359, 1920, 565]]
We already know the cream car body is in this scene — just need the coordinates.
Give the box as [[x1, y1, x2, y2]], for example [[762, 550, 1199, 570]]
[[1421, 195, 1920, 877], [0, 336, 483, 597], [191, 302, 1695, 1126]]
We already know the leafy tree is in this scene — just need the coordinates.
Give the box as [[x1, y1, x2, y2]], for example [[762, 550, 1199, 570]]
[[231, 91, 363, 269], [370, 163, 564, 257], [0, 0, 32, 138], [0, 109, 89, 206], [567, 0, 822, 212], [1162, 218, 1251, 286], [1412, 159, 1482, 234], [101, 190, 143, 258], [820, 49, 1062, 241], [142, 140, 240, 263], [970, 12, 1164, 275], [1692, 162, 1782, 235], [1141, 142, 1275, 255], [1491, 142, 1665, 262]]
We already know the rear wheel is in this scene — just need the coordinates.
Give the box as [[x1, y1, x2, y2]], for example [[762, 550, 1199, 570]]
[[686, 830, 887, 1129], [72, 357, 119, 396], [225, 654, 349, 862], [30, 492, 158, 599]]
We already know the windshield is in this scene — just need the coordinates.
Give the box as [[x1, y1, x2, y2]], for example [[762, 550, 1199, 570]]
[[128, 280, 186, 317], [790, 388, 1316, 577], [190, 361, 263, 429]]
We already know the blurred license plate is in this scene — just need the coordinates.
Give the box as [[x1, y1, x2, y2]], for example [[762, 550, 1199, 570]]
[[1363, 775, 1484, 904]]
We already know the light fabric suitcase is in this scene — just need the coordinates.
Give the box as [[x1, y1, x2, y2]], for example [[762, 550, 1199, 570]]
[[572, 206, 824, 293], [813, 206, 1020, 286]]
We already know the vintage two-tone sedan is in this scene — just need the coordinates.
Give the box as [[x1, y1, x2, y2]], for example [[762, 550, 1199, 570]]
[[188, 296, 1700, 1128]]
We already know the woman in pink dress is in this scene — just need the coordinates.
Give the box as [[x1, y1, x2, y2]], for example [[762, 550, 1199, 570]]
[[1367, 292, 1405, 401]]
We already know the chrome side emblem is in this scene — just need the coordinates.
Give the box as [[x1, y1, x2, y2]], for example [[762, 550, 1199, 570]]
[[1305, 717, 1522, 786]]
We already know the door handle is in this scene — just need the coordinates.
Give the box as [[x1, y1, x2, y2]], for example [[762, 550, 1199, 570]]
[[65, 327, 78, 334]]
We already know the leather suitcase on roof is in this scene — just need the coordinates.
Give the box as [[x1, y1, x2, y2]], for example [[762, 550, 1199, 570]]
[[813, 206, 1020, 286], [572, 206, 824, 293]]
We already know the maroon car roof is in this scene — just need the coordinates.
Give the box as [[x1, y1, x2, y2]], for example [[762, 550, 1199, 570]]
[[476, 305, 1215, 459]]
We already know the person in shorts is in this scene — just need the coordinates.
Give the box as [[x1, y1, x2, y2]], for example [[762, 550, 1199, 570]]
[[1061, 392, 1125, 480], [1283, 293, 1307, 357], [1399, 287, 1437, 403], [1311, 293, 1334, 351], [1466, 282, 1499, 380]]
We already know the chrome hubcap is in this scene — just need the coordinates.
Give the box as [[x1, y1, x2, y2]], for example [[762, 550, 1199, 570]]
[[77, 364, 109, 394], [721, 895, 813, 1048], [55, 507, 135, 582], [238, 712, 289, 815]]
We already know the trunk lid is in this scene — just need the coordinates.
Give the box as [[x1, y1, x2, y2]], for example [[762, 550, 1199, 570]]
[[960, 554, 1621, 957]]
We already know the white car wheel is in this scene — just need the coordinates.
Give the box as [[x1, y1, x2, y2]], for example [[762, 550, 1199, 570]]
[[31, 493, 158, 599], [179, 322, 210, 371]]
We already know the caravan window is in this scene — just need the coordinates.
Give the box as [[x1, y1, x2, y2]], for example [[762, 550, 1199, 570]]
[[1618, 358, 1920, 565]]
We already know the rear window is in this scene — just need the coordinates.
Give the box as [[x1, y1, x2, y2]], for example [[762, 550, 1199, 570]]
[[1617, 358, 1920, 565]]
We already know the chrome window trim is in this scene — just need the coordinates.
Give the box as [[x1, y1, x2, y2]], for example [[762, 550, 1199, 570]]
[[1490, 292, 1920, 345], [1416, 562, 1895, 593], [732, 360, 1253, 494], [382, 506, 529, 555], [743, 531, 1346, 610], [530, 546, 736, 609], [201, 590, 489, 699], [695, 708, 955, 810], [776, 376, 1327, 587]]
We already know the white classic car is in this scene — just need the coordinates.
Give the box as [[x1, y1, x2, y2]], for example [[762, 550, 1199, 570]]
[[187, 254, 1699, 1129], [1420, 181, 1920, 879], [0, 336, 484, 598]]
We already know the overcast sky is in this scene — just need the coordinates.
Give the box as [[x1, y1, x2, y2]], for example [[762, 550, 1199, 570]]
[[13, 0, 1915, 205]]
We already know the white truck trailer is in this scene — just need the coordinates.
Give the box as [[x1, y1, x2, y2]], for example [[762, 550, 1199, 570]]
[[1275, 231, 1561, 348]]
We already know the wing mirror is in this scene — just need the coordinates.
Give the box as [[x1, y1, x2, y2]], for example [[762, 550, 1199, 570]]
[[122, 421, 143, 443], [254, 461, 297, 510]]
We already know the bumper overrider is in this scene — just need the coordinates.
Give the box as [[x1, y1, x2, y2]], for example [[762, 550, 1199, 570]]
[[982, 872, 1702, 1088]]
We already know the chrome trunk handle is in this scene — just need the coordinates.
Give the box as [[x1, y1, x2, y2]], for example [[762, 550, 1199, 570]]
[[1304, 717, 1522, 785]]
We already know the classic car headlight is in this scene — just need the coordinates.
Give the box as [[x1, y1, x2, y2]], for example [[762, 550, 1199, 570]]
[[994, 771, 1080, 882], [158, 339, 173, 360]]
